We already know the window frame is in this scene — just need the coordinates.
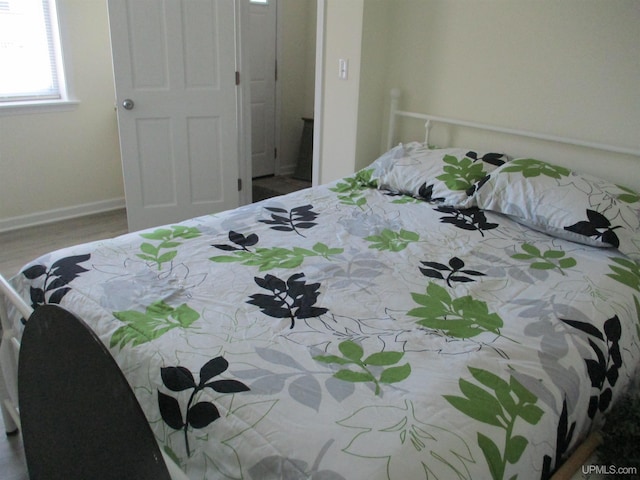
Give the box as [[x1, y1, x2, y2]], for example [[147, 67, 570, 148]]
[[0, 0, 78, 116]]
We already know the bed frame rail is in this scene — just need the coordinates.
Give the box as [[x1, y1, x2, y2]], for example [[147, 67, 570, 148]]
[[0, 274, 189, 479], [387, 88, 640, 158], [0, 274, 30, 434]]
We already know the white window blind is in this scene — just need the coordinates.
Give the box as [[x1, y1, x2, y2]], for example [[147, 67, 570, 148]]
[[0, 0, 67, 104]]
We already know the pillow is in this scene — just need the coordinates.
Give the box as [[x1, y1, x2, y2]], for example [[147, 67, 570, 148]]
[[473, 158, 640, 259], [370, 142, 509, 206]]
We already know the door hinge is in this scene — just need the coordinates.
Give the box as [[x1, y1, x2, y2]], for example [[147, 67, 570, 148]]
[[237, 178, 242, 191], [274, 147, 277, 159], [275, 60, 278, 82], [235, 71, 240, 86]]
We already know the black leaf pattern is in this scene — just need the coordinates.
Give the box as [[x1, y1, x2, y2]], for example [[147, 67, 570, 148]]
[[541, 397, 576, 479], [259, 205, 319, 237], [158, 357, 249, 457], [559, 319, 604, 341], [561, 315, 622, 419], [465, 151, 507, 167], [419, 256, 485, 287], [22, 265, 47, 279], [247, 273, 328, 329], [564, 209, 622, 247], [435, 206, 499, 236], [212, 230, 259, 252], [417, 183, 445, 203], [158, 391, 185, 430], [161, 366, 196, 392], [186, 402, 220, 429], [466, 173, 491, 196], [21, 254, 91, 309], [199, 357, 230, 385]]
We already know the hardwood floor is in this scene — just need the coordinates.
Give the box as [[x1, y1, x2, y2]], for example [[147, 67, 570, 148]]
[[0, 418, 27, 480], [0, 209, 129, 279]]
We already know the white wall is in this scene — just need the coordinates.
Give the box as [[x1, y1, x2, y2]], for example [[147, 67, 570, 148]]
[[0, 0, 316, 230], [355, 0, 391, 172], [380, 0, 640, 190], [3, 1, 637, 229], [386, 0, 639, 145], [318, 0, 364, 184], [0, 0, 124, 231], [319, 0, 640, 190]]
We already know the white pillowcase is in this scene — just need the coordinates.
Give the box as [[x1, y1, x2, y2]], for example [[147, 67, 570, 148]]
[[370, 142, 509, 206], [473, 158, 640, 260]]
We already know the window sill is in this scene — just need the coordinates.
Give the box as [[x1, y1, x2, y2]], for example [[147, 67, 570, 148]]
[[0, 99, 80, 116]]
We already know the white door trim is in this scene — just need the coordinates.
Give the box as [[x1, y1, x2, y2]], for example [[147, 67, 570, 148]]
[[274, 0, 282, 176], [237, 0, 253, 205], [312, 0, 325, 186]]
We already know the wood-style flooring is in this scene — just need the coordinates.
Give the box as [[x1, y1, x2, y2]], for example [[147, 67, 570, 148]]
[[0, 419, 27, 480], [0, 209, 129, 279]]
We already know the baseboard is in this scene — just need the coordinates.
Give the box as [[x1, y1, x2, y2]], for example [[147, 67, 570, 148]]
[[0, 197, 126, 233], [277, 164, 296, 176]]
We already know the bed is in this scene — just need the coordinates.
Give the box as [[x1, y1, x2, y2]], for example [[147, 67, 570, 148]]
[[2, 92, 640, 479]]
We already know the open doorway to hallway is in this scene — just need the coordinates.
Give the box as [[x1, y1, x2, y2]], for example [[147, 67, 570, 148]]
[[250, 0, 317, 203]]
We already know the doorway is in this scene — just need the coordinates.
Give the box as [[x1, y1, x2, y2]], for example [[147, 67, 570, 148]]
[[108, 0, 243, 231], [250, 0, 317, 201], [249, 0, 277, 179]]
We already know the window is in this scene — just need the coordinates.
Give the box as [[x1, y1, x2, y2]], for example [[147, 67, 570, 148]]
[[0, 0, 74, 112]]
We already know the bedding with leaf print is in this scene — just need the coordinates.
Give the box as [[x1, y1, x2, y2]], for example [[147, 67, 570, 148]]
[[473, 158, 640, 260], [368, 142, 509, 206], [8, 170, 640, 480]]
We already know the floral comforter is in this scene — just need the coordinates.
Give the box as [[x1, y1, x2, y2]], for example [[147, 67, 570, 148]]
[[9, 169, 640, 479]]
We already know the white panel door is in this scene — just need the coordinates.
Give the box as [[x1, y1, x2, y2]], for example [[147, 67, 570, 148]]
[[108, 0, 240, 231], [249, 0, 277, 178]]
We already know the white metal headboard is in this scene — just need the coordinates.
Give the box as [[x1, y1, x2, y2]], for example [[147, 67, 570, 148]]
[[386, 88, 640, 157]]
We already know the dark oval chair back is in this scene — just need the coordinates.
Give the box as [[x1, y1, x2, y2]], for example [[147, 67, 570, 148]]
[[18, 304, 172, 480]]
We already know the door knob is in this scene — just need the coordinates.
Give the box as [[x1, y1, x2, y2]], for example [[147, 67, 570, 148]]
[[122, 99, 135, 110]]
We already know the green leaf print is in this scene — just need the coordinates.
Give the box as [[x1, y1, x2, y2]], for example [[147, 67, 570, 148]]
[[607, 257, 640, 291], [391, 195, 421, 204], [329, 168, 376, 208], [408, 282, 506, 340], [616, 184, 640, 204], [313, 340, 410, 396], [365, 228, 420, 252], [444, 367, 544, 480], [210, 242, 343, 271], [498, 158, 571, 179], [111, 300, 199, 349], [137, 226, 201, 270], [511, 243, 577, 275], [478, 432, 504, 480], [436, 154, 490, 191]]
